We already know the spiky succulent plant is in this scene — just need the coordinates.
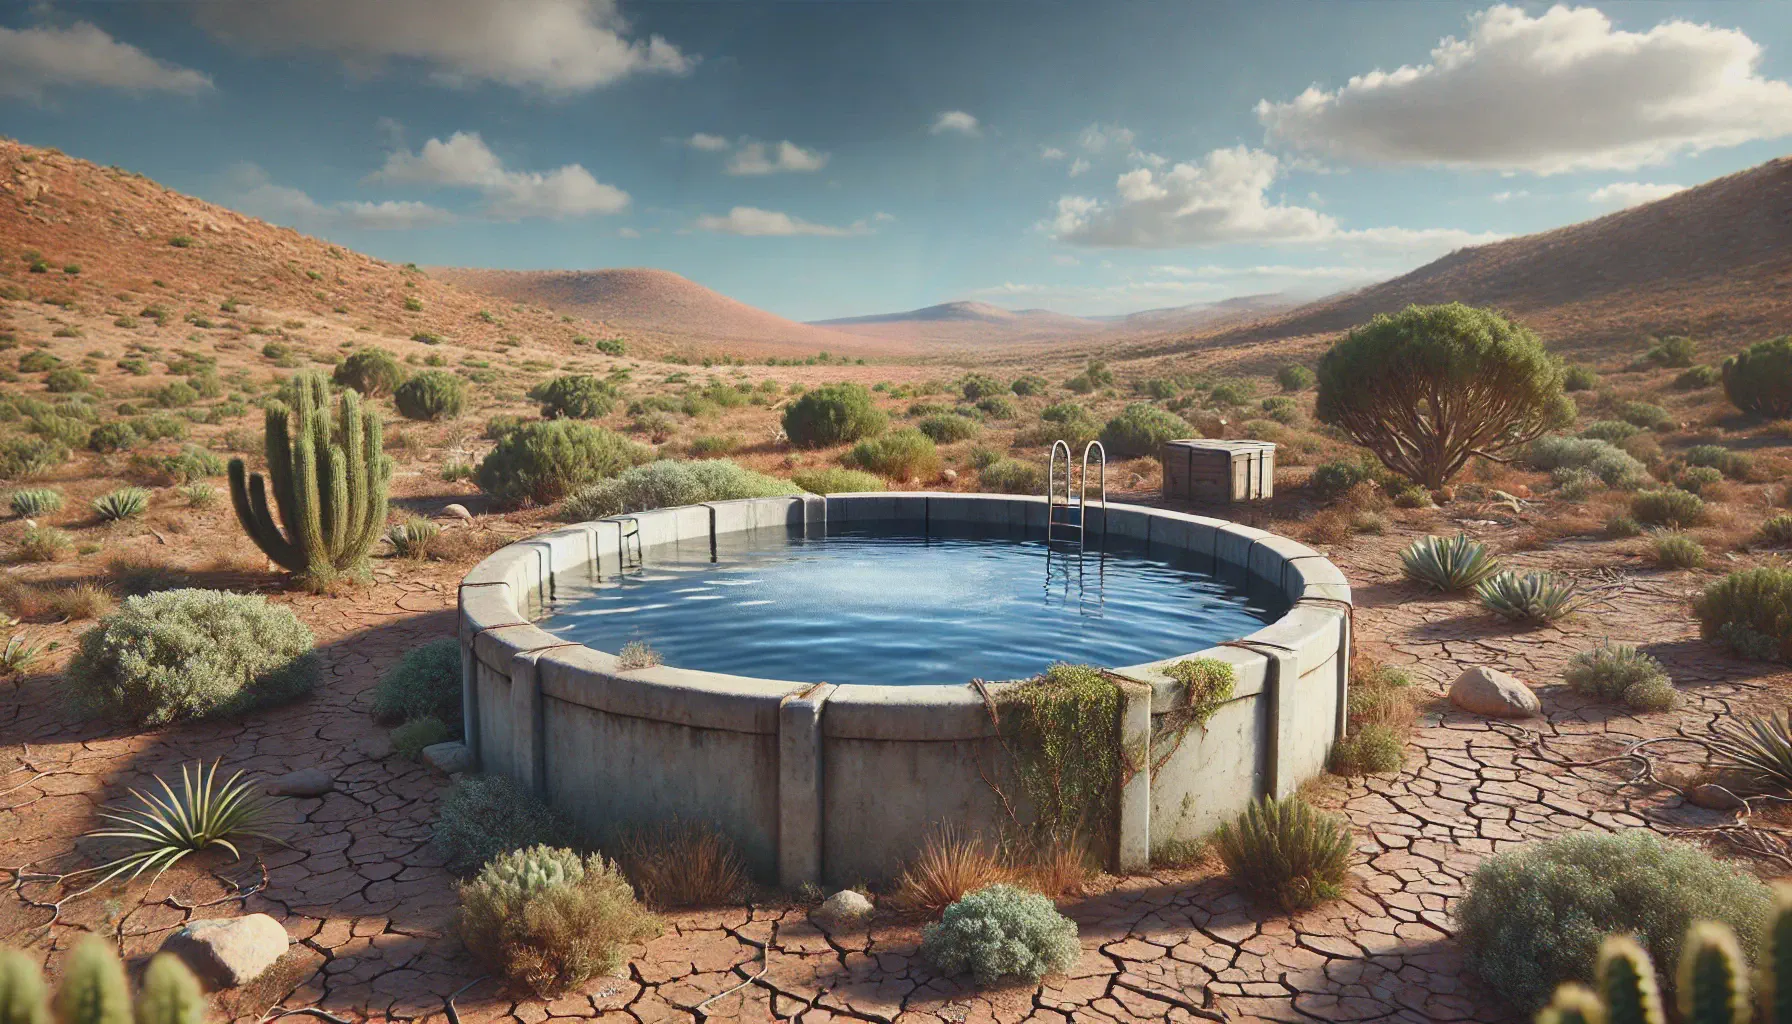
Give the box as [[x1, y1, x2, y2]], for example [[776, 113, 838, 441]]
[[477, 844, 587, 903], [1400, 534, 1503, 591], [1476, 570, 1584, 624]]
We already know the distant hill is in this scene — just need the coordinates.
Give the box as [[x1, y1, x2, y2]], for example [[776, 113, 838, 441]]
[[1187, 156, 1792, 357], [811, 294, 1303, 346], [429, 267, 895, 357], [1110, 293, 1302, 333]]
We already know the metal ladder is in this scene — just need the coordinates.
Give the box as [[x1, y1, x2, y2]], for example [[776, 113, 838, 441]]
[[1047, 440, 1107, 551]]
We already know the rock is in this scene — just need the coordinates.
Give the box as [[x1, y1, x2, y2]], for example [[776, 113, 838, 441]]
[[1688, 783, 1746, 811], [442, 503, 474, 522], [1448, 666, 1541, 718], [942, 469, 959, 484], [422, 741, 473, 775], [160, 914, 290, 989], [1512, 484, 1533, 499], [1431, 486, 1454, 504], [809, 890, 874, 931], [264, 768, 333, 797], [354, 732, 394, 761]]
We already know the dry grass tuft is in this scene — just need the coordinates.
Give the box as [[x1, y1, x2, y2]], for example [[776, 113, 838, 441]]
[[1011, 832, 1100, 900], [890, 826, 1013, 916], [616, 820, 749, 908]]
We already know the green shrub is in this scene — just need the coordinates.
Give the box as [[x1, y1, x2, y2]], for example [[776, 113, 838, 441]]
[[530, 375, 616, 419], [686, 434, 737, 456], [1761, 514, 1792, 545], [1212, 796, 1352, 911], [919, 885, 1079, 986], [1674, 464, 1725, 495], [44, 368, 86, 393], [373, 637, 462, 727], [29, 414, 92, 448], [129, 445, 226, 485], [1652, 531, 1705, 569], [1723, 336, 1792, 418], [434, 774, 575, 876], [1578, 420, 1639, 444], [86, 420, 138, 453], [1327, 723, 1404, 777], [917, 414, 980, 443], [791, 467, 884, 494], [1277, 364, 1315, 391], [1643, 335, 1697, 369], [394, 371, 467, 421], [1041, 401, 1087, 423], [1138, 377, 1179, 401], [1010, 374, 1050, 396], [1562, 364, 1599, 391], [331, 348, 405, 397], [1455, 829, 1772, 1011], [1099, 403, 1191, 458], [1631, 488, 1705, 526], [907, 401, 953, 419], [1016, 413, 1099, 450], [959, 373, 1005, 401], [1307, 456, 1381, 501], [1258, 395, 1301, 425], [782, 383, 887, 447], [15, 525, 70, 561], [457, 845, 660, 997], [1562, 643, 1676, 711], [975, 395, 1019, 420], [66, 589, 319, 725], [561, 459, 800, 519], [393, 715, 453, 759], [978, 458, 1046, 494], [9, 487, 62, 517], [1675, 364, 1720, 389], [477, 420, 649, 507], [152, 381, 200, 408], [848, 428, 940, 479], [1208, 380, 1255, 406], [1317, 303, 1571, 487], [1695, 567, 1792, 661], [1400, 534, 1503, 591], [1528, 436, 1650, 489], [1605, 514, 1642, 538], [1685, 444, 1751, 480], [1618, 401, 1673, 431], [17, 350, 58, 373], [91, 487, 151, 522]]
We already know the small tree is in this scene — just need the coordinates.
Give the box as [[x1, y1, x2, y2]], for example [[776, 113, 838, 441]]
[[331, 348, 405, 397], [1722, 336, 1792, 419], [1315, 303, 1572, 488]]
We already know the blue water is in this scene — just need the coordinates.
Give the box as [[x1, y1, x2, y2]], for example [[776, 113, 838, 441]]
[[541, 525, 1282, 686]]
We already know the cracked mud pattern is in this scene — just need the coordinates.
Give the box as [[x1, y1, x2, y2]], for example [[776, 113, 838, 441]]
[[4, 524, 1789, 1024]]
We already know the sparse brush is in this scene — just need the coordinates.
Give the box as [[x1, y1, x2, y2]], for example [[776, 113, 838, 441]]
[[1675, 465, 1725, 496], [1476, 570, 1583, 623], [891, 826, 1014, 916], [178, 483, 217, 508], [15, 526, 70, 562], [1212, 795, 1352, 911], [1632, 488, 1706, 527], [1605, 514, 1643, 538], [920, 884, 1080, 986], [1328, 723, 1405, 777], [91, 487, 151, 522], [8, 487, 61, 518], [1012, 833, 1099, 899], [372, 637, 462, 727], [1685, 443, 1752, 480], [1652, 531, 1705, 569], [1562, 643, 1677, 711], [82, 759, 281, 886], [47, 583, 114, 622], [1710, 710, 1792, 792], [1759, 514, 1792, 545], [392, 715, 452, 759], [441, 460, 475, 483], [433, 774, 575, 877], [1, 633, 44, 677], [615, 639, 661, 670], [1694, 567, 1792, 662], [386, 517, 440, 559], [1400, 534, 1503, 591], [615, 820, 749, 907]]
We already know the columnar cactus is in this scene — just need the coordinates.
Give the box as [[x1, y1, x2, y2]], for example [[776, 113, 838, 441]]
[[1537, 886, 1792, 1024], [0, 940, 206, 1024], [228, 373, 391, 583]]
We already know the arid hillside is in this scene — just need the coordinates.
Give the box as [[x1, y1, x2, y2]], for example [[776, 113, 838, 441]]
[[1176, 155, 1792, 361]]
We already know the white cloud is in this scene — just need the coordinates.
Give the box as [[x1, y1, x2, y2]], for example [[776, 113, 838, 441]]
[[193, 0, 692, 94], [1078, 123, 1135, 152], [221, 163, 453, 230], [1051, 254, 1081, 267], [373, 131, 628, 219], [685, 132, 730, 152], [617, 226, 641, 238], [1258, 4, 1792, 174], [1150, 263, 1375, 281], [1490, 189, 1528, 203], [1050, 145, 1503, 254], [693, 206, 877, 237], [1068, 158, 1091, 178], [1040, 146, 1067, 161], [0, 22, 212, 99], [931, 110, 981, 136], [1131, 150, 1168, 169], [725, 140, 829, 175], [1589, 181, 1686, 208]]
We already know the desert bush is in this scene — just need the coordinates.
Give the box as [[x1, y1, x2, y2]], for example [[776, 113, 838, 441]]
[[616, 821, 749, 907], [907, 401, 954, 418], [1578, 420, 1638, 444], [1258, 395, 1301, 425], [1695, 566, 1792, 661], [1307, 456, 1382, 501], [67, 589, 319, 724], [1277, 364, 1315, 391], [1551, 467, 1600, 501], [91, 486, 151, 522], [477, 420, 649, 507], [920, 884, 1079, 986], [1527, 436, 1650, 489], [1562, 364, 1599, 391], [1675, 363, 1721, 389], [1063, 359, 1114, 393], [331, 348, 405, 397], [917, 414, 981, 443], [959, 373, 1005, 401], [394, 371, 467, 421], [130, 445, 227, 485], [17, 350, 58, 373], [392, 715, 452, 759], [1015, 413, 1100, 450], [15, 525, 70, 562], [1212, 796, 1352, 911], [434, 774, 575, 877], [1619, 401, 1674, 431], [782, 383, 887, 447], [373, 637, 463, 727], [484, 414, 524, 441], [1631, 488, 1705, 526], [1327, 723, 1404, 778], [86, 420, 138, 453], [0, 435, 68, 479], [30, 414, 94, 448], [1400, 534, 1502, 591], [561, 459, 800, 519], [1562, 643, 1676, 711], [44, 368, 86, 393], [1722, 336, 1792, 418], [458, 845, 660, 997], [791, 467, 884, 494], [1476, 571, 1582, 623], [1761, 514, 1792, 545], [1208, 380, 1255, 407], [8, 487, 61, 517], [1674, 464, 1724, 496], [1652, 531, 1705, 569], [1138, 377, 1179, 401], [975, 395, 1019, 420], [387, 516, 440, 558], [979, 458, 1046, 494], [1455, 829, 1771, 1011], [1316, 303, 1571, 487], [1643, 334, 1697, 369], [1010, 374, 1050, 396], [848, 428, 941, 479], [530, 375, 616, 419], [1685, 444, 1752, 480], [1099, 403, 1191, 458], [686, 434, 738, 456]]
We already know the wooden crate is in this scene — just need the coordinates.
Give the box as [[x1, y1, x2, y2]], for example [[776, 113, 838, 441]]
[[1160, 440, 1275, 502]]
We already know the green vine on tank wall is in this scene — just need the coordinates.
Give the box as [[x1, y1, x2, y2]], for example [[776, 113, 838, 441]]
[[1151, 657, 1236, 773]]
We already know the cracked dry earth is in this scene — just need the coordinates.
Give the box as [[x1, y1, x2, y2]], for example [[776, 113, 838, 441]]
[[4, 516, 1791, 1024]]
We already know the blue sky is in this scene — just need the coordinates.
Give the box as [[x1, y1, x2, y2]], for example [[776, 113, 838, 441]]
[[3, 1, 1791, 321]]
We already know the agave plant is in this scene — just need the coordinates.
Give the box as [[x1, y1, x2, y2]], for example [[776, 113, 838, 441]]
[[8, 487, 63, 518], [1708, 709, 1792, 792], [1211, 795, 1352, 911], [0, 633, 44, 677], [91, 486, 152, 522], [178, 482, 218, 508], [1400, 534, 1503, 591], [387, 516, 440, 559], [1475, 570, 1584, 624], [82, 760, 282, 885]]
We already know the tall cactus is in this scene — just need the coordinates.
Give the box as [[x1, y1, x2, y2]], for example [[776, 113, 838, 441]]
[[229, 372, 391, 583], [0, 949, 48, 1024], [0, 942, 206, 1024], [51, 939, 130, 1024], [134, 955, 205, 1024], [1537, 886, 1792, 1024]]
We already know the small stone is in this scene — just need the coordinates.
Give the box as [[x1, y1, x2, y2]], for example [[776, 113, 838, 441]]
[[442, 503, 474, 522], [1688, 784, 1746, 811], [161, 914, 290, 989], [264, 768, 333, 797], [1448, 666, 1541, 718], [809, 890, 874, 931], [354, 732, 394, 761], [422, 741, 473, 775], [1511, 484, 1533, 499], [942, 469, 959, 484], [1431, 486, 1454, 504]]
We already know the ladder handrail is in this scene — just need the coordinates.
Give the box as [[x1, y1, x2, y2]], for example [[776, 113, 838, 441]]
[[1081, 440, 1107, 545], [1046, 439, 1106, 551]]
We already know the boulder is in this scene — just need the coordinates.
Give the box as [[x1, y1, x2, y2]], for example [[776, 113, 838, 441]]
[[422, 741, 473, 775], [1448, 667, 1541, 718], [442, 503, 474, 522], [354, 731, 394, 761], [1688, 783, 1746, 811], [264, 768, 333, 797], [942, 469, 959, 484], [160, 914, 290, 989], [809, 890, 874, 931]]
